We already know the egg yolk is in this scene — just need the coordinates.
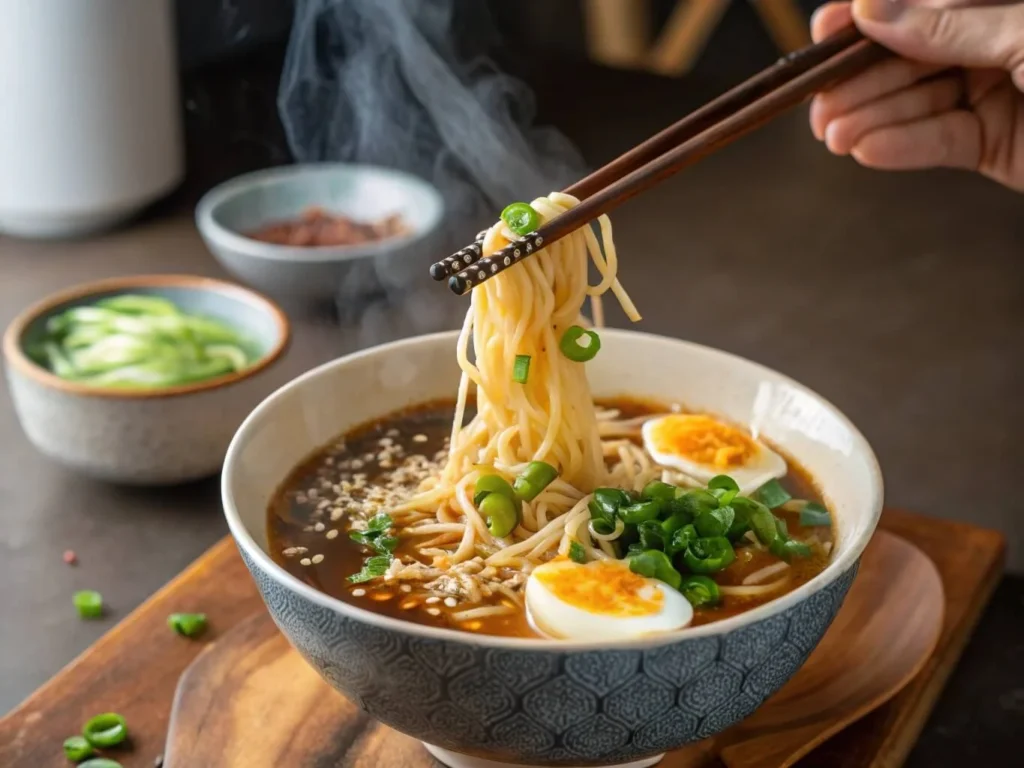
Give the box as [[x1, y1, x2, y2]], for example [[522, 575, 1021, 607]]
[[650, 414, 756, 468], [533, 561, 664, 617]]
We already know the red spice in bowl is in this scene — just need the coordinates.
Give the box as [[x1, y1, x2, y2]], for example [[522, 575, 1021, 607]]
[[247, 207, 409, 248]]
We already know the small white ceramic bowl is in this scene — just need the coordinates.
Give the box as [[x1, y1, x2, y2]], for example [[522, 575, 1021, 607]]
[[195, 163, 445, 304], [3, 274, 290, 485], [223, 329, 883, 768]]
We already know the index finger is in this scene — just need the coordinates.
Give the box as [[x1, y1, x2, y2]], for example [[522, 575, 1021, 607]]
[[812, 2, 853, 43]]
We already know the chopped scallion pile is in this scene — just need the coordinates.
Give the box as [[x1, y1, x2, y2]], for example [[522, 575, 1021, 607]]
[[31, 293, 257, 390]]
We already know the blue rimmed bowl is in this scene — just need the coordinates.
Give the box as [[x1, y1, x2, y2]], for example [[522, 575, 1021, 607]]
[[222, 330, 882, 768]]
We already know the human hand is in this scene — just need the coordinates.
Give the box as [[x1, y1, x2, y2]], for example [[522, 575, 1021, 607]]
[[809, 0, 1024, 191]]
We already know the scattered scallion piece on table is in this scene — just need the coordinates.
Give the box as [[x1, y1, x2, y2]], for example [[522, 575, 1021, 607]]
[[73, 590, 104, 619], [500, 202, 541, 236], [168, 612, 208, 638], [512, 354, 531, 384], [559, 326, 601, 362], [78, 759, 123, 768], [63, 735, 94, 762], [82, 713, 128, 748]]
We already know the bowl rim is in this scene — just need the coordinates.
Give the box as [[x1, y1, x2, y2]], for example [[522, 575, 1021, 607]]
[[2, 273, 292, 400], [194, 163, 445, 264], [223, 328, 884, 651]]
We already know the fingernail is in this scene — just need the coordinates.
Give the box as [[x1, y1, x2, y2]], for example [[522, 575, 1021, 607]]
[[854, 0, 905, 22]]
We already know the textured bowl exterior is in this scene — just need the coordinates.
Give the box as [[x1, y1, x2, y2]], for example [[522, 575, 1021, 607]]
[[223, 329, 882, 766], [6, 365, 279, 484], [241, 547, 857, 765]]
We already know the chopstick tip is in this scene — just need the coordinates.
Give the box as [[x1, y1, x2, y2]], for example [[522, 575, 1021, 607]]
[[449, 275, 470, 295], [429, 263, 448, 281]]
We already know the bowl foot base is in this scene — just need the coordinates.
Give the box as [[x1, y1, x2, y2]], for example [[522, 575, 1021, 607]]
[[422, 743, 664, 768]]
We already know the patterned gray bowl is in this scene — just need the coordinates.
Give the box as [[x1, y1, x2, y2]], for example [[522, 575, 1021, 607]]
[[222, 330, 883, 768], [3, 274, 290, 485]]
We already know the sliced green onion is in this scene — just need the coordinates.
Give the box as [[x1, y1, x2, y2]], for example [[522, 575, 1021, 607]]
[[666, 524, 698, 557], [641, 481, 677, 504], [628, 549, 682, 589], [500, 202, 541, 236], [799, 501, 832, 527], [670, 489, 718, 519], [694, 506, 736, 538], [97, 294, 180, 315], [683, 537, 736, 574], [348, 554, 393, 584], [638, 520, 666, 551], [708, 475, 740, 505], [749, 502, 781, 548], [473, 474, 516, 507], [168, 612, 208, 638], [755, 479, 792, 509], [82, 713, 128, 748], [619, 501, 662, 525], [679, 575, 720, 607], [63, 735, 94, 762], [73, 590, 103, 619], [78, 760, 123, 768], [205, 343, 250, 372], [480, 492, 519, 538], [367, 513, 393, 532], [512, 354, 531, 384], [772, 538, 813, 560], [591, 488, 630, 516], [559, 326, 601, 363], [569, 541, 587, 564], [512, 461, 558, 501]]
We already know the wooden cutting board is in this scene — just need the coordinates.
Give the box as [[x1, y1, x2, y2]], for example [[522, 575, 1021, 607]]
[[0, 509, 1005, 768]]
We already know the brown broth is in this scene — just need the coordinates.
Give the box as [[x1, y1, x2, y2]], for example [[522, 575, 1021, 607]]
[[267, 398, 834, 638]]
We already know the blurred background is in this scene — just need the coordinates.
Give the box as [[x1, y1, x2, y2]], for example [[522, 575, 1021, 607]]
[[1, 0, 1021, 751]]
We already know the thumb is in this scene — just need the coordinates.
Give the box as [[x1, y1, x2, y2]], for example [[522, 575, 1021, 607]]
[[853, 0, 1024, 80]]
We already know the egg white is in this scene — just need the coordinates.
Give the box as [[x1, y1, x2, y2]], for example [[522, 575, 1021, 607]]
[[641, 415, 787, 495], [525, 560, 693, 641]]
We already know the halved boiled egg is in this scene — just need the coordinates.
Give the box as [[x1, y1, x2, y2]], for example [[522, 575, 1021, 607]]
[[525, 559, 693, 641], [641, 413, 786, 495]]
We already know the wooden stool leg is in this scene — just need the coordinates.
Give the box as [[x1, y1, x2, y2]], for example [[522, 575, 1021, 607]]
[[583, 0, 651, 68], [648, 0, 732, 77], [749, 0, 812, 52]]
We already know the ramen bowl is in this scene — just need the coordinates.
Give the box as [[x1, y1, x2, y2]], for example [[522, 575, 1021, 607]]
[[222, 330, 882, 768]]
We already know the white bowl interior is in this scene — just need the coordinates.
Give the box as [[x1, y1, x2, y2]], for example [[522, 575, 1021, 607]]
[[197, 163, 444, 262], [224, 329, 882, 644]]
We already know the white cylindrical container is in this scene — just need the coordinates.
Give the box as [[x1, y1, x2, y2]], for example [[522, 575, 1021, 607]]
[[0, 0, 184, 238]]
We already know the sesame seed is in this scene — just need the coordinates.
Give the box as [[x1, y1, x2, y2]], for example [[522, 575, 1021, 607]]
[[425, 596, 441, 604], [311, 554, 325, 564], [326, 529, 339, 539], [314, 522, 325, 532], [427, 608, 441, 616], [400, 584, 412, 593], [444, 597, 458, 608], [300, 558, 312, 566], [412, 434, 428, 443], [352, 588, 366, 597]]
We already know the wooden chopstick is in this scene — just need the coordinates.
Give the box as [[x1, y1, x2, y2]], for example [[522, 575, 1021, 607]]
[[429, 25, 865, 284], [438, 28, 892, 296]]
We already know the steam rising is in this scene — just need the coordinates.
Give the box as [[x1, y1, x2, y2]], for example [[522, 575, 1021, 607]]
[[277, 0, 587, 341]]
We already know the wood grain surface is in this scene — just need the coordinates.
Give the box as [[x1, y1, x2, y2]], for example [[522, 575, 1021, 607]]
[[0, 510, 1004, 768], [160, 531, 945, 768]]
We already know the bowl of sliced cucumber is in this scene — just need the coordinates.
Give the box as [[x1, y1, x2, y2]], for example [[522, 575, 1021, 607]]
[[2, 274, 290, 484]]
